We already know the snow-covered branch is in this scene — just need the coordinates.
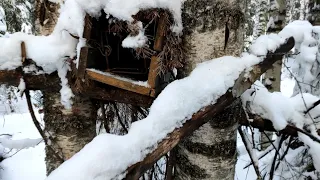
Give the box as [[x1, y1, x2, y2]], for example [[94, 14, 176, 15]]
[[241, 81, 320, 172], [46, 35, 294, 180]]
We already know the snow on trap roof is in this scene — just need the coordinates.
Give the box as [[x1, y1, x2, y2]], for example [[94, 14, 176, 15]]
[[0, 0, 185, 109]]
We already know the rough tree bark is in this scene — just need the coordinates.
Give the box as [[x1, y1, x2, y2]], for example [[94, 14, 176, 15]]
[[263, 0, 286, 93], [174, 0, 246, 179], [260, 0, 286, 150], [175, 101, 245, 179], [33, 0, 98, 175], [43, 92, 97, 174], [35, 0, 60, 35]]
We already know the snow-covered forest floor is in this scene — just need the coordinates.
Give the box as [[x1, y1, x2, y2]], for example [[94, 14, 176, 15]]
[[0, 95, 46, 180]]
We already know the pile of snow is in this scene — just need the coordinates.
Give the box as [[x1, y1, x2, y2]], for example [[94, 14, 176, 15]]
[[73, 0, 184, 34], [46, 33, 290, 179]]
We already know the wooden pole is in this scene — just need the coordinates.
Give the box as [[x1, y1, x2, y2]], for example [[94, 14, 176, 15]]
[[147, 13, 167, 89], [77, 14, 92, 79]]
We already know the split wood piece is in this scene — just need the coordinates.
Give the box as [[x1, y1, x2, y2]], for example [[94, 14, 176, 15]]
[[77, 14, 92, 79], [153, 12, 167, 52], [147, 13, 167, 88], [147, 56, 158, 89], [124, 37, 295, 179], [21, 42, 27, 63], [86, 69, 156, 97]]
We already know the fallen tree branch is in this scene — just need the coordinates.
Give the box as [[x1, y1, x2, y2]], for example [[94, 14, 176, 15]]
[[239, 114, 320, 143], [243, 146, 274, 169], [305, 99, 320, 114], [124, 37, 295, 179]]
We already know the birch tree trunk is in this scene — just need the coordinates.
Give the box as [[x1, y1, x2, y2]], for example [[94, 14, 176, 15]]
[[34, 1, 98, 175], [43, 92, 97, 174], [260, 0, 286, 150], [262, 0, 286, 93], [35, 0, 60, 35], [174, 0, 246, 179]]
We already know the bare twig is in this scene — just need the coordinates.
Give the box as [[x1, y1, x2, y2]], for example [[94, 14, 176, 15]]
[[100, 102, 109, 133], [275, 136, 293, 170], [304, 99, 320, 114], [269, 135, 286, 180], [238, 126, 262, 179]]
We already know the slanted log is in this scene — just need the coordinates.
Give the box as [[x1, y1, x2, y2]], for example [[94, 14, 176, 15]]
[[125, 37, 295, 179]]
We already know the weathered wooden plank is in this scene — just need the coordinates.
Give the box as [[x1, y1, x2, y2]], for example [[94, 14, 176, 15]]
[[86, 69, 155, 97], [147, 13, 167, 90], [153, 13, 167, 52], [77, 14, 92, 79], [147, 56, 158, 89]]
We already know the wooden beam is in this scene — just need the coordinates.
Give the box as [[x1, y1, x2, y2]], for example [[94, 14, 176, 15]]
[[0, 70, 154, 107], [77, 14, 92, 79], [0, 71, 61, 91], [86, 69, 156, 97], [147, 13, 167, 89], [153, 13, 167, 52], [147, 56, 158, 89], [124, 37, 295, 179]]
